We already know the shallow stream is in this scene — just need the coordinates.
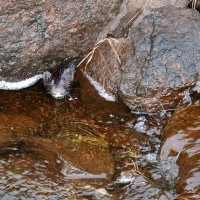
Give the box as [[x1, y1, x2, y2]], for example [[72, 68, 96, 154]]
[[0, 71, 197, 199]]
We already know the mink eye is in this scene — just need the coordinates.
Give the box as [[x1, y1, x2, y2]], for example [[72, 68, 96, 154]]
[[49, 81, 54, 86], [43, 71, 52, 85]]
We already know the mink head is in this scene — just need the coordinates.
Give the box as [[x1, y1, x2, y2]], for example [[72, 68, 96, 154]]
[[43, 61, 77, 99]]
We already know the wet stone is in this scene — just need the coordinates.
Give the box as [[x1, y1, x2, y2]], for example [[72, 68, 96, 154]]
[[120, 6, 200, 112], [83, 6, 200, 113], [160, 104, 200, 198]]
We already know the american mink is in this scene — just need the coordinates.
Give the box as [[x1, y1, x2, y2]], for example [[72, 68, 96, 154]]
[[42, 60, 77, 99]]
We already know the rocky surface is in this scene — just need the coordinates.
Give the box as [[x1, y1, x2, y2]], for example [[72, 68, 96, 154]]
[[160, 105, 200, 198], [0, 0, 190, 83], [0, 0, 122, 81], [98, 0, 188, 40], [83, 6, 200, 112], [120, 6, 200, 112], [81, 37, 129, 98]]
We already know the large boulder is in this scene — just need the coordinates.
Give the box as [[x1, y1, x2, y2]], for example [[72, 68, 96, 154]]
[[0, 0, 122, 81], [98, 0, 188, 40], [120, 6, 200, 112], [83, 6, 200, 112]]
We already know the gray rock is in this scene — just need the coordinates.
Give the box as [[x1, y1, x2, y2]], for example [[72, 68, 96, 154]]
[[98, 0, 188, 40], [120, 6, 200, 112], [0, 0, 122, 81], [83, 6, 200, 112]]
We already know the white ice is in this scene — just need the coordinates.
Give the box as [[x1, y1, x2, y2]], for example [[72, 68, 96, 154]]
[[83, 72, 116, 102], [0, 74, 42, 90]]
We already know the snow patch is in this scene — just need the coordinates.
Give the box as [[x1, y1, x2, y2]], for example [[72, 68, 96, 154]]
[[0, 74, 42, 90], [83, 72, 116, 102]]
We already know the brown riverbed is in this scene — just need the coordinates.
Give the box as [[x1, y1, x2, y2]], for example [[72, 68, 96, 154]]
[[0, 70, 199, 199]]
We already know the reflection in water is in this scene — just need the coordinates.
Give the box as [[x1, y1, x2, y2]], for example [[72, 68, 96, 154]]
[[0, 139, 111, 198], [0, 141, 69, 198], [160, 105, 200, 198]]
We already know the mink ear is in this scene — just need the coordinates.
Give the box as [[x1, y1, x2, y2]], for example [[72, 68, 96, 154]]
[[61, 61, 76, 79], [42, 71, 52, 83], [61, 68, 76, 82], [68, 60, 77, 71]]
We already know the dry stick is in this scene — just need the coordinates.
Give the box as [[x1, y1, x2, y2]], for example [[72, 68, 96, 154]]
[[125, 0, 153, 28], [97, 47, 116, 84], [69, 121, 101, 137], [77, 37, 122, 74], [77, 0, 154, 69], [156, 99, 166, 112], [192, 0, 198, 9], [77, 48, 95, 70], [107, 38, 123, 83], [77, 37, 123, 97], [77, 38, 108, 69], [107, 38, 121, 65]]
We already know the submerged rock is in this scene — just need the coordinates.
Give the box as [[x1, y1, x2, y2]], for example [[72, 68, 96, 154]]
[[160, 105, 200, 198]]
